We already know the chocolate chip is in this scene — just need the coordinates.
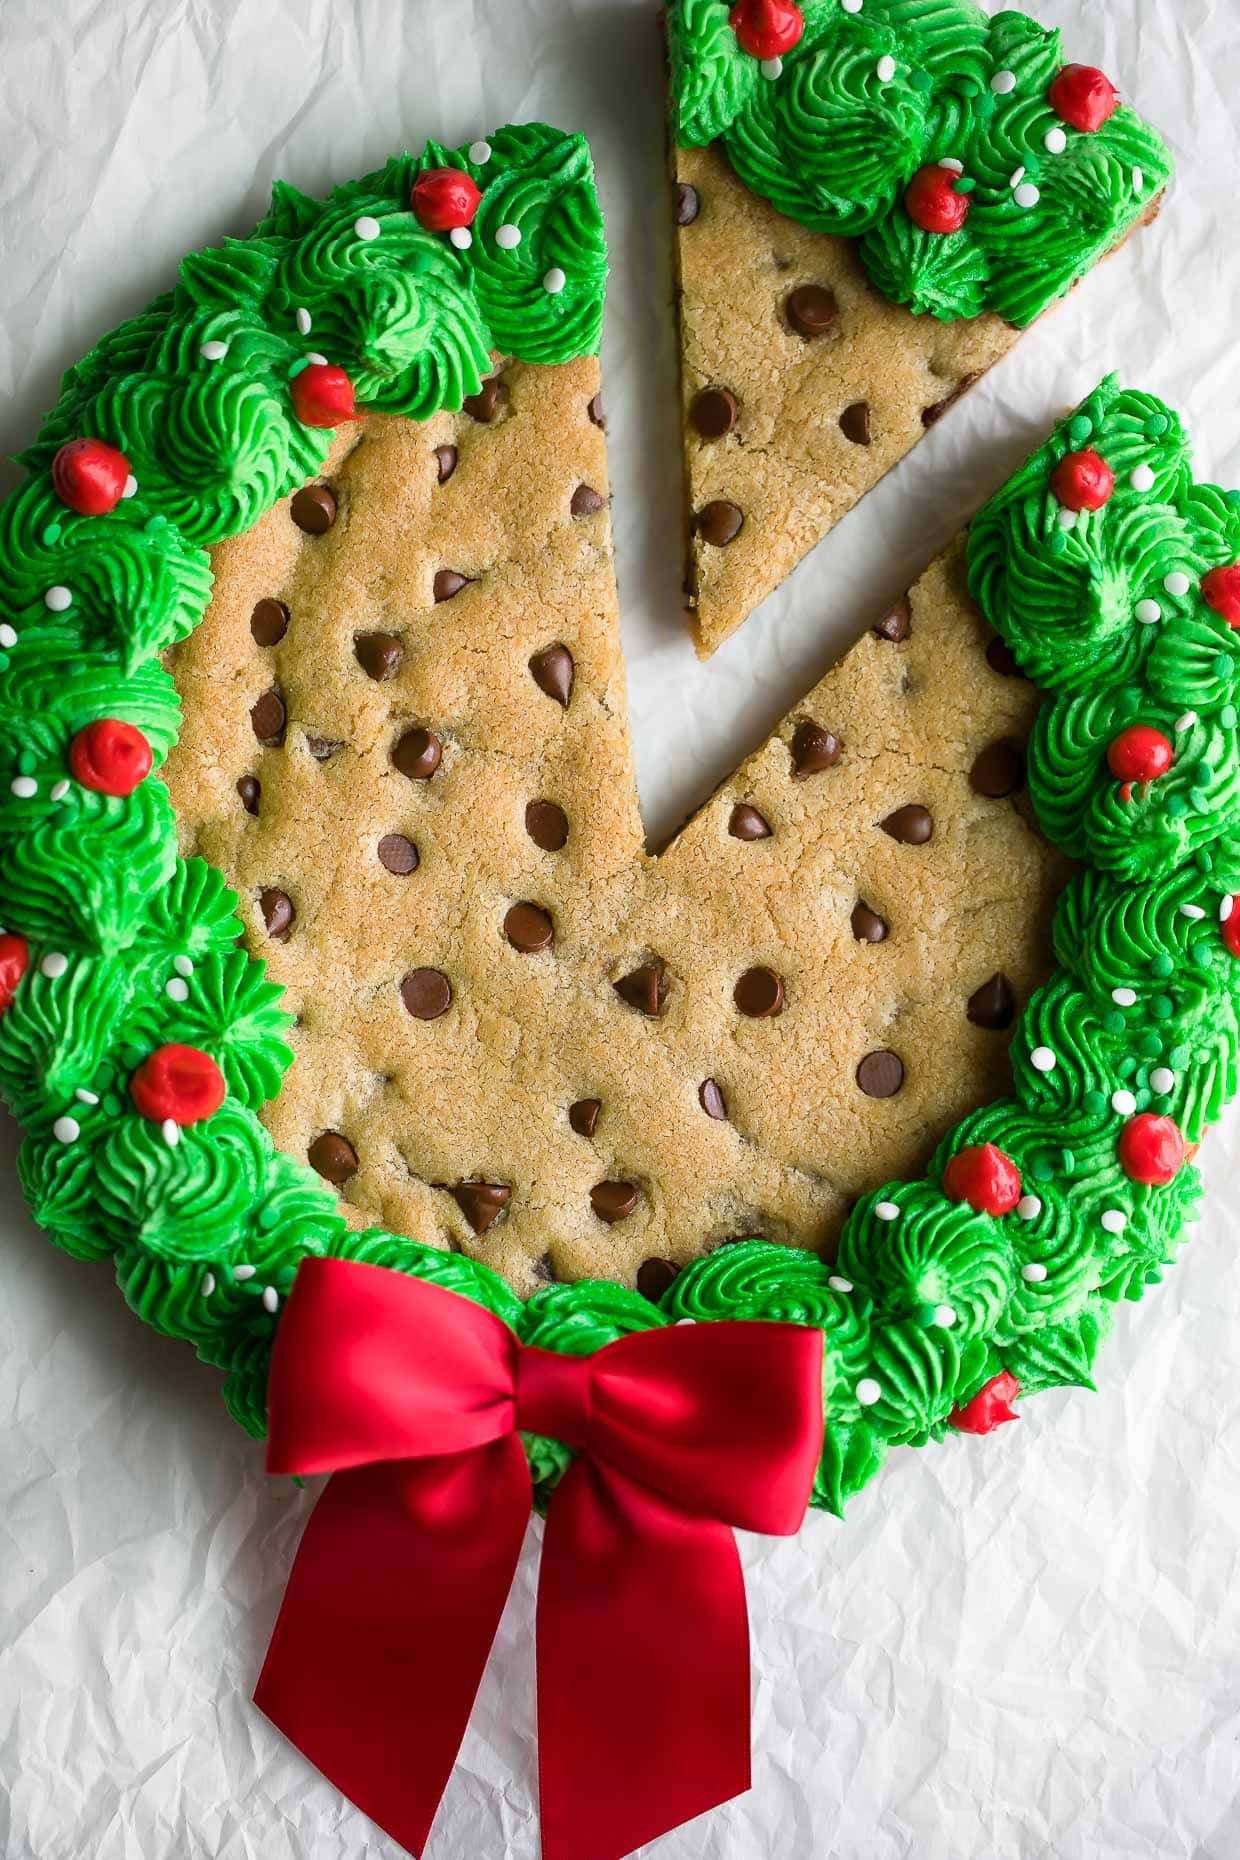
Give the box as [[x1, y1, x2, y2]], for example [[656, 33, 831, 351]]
[[236, 775, 260, 816], [291, 484, 337, 534], [786, 284, 838, 338], [587, 392, 606, 428], [967, 972, 1016, 1030], [591, 1180, 639, 1224], [637, 1258, 679, 1304], [434, 444, 458, 484], [529, 644, 575, 707], [697, 500, 744, 547], [728, 803, 771, 841], [734, 966, 784, 1017], [569, 1098, 601, 1139], [857, 1049, 904, 1098], [970, 739, 1025, 798], [305, 735, 341, 761], [433, 569, 472, 602], [250, 598, 289, 646], [504, 901, 554, 953], [378, 834, 418, 876], [570, 483, 606, 518], [250, 688, 286, 745], [392, 727, 442, 780], [839, 401, 872, 446], [453, 1181, 511, 1233], [308, 1130, 359, 1185], [986, 636, 1023, 678], [881, 804, 933, 845], [791, 721, 842, 776], [401, 968, 452, 1020], [526, 800, 569, 851], [922, 370, 981, 428], [699, 1078, 728, 1120], [691, 388, 739, 439], [462, 375, 502, 423], [674, 181, 700, 226], [613, 961, 668, 1017], [873, 595, 912, 643], [354, 631, 404, 681], [851, 901, 888, 942], [534, 1251, 559, 1283], [260, 888, 294, 939]]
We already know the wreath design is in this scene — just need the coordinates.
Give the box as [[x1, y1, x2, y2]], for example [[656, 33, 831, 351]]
[[1, 126, 1237, 1523]]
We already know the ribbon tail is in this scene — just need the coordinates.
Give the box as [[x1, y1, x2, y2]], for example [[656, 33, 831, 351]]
[[256, 1435, 530, 1857], [536, 1460, 751, 1860]]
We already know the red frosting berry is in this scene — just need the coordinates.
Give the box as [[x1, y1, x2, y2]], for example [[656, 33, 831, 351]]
[[411, 167, 483, 233], [51, 438, 132, 517], [69, 719, 153, 797], [130, 1044, 226, 1127], [1118, 1112, 1185, 1187], [0, 932, 30, 1016], [1051, 448, 1115, 512], [1202, 564, 1240, 629], [950, 1370, 1021, 1436], [943, 1143, 1023, 1216], [1224, 899, 1240, 960], [1106, 725, 1174, 785], [292, 362, 356, 429], [729, 0, 804, 59], [905, 164, 971, 235], [1049, 64, 1120, 134]]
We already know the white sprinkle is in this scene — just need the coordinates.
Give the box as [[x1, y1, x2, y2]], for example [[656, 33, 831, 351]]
[[675, 1317, 697, 1326], [74, 1088, 99, 1105], [761, 56, 784, 79], [932, 1304, 957, 1328], [355, 215, 381, 241], [828, 1274, 854, 1293], [200, 340, 229, 361], [1164, 571, 1191, 598], [40, 951, 68, 978], [1135, 599, 1162, 624], [1151, 1067, 1176, 1094], [495, 222, 522, 249], [1014, 182, 1041, 209], [263, 1285, 280, 1313], [1017, 1194, 1043, 1221], [543, 266, 567, 295], [876, 54, 896, 82], [1112, 1089, 1138, 1116], [306, 351, 328, 366], [162, 1118, 180, 1148], [874, 1200, 900, 1222], [201, 1272, 216, 1297], [1131, 463, 1156, 492], [938, 158, 964, 174], [1100, 1208, 1128, 1235], [1174, 712, 1198, 734], [0, 624, 15, 648], [165, 976, 189, 1002], [122, 474, 138, 499], [173, 954, 194, 977], [10, 776, 37, 799], [1221, 896, 1235, 922], [49, 779, 70, 802], [1180, 902, 1206, 920], [1009, 166, 1026, 188], [44, 585, 72, 612], [1030, 1045, 1057, 1073], [841, 0, 863, 11], [233, 1263, 257, 1281], [855, 1377, 882, 1407], [468, 139, 493, 165], [53, 1115, 80, 1144], [1133, 166, 1145, 193], [990, 69, 1017, 94], [1058, 508, 1078, 530], [1021, 1261, 1048, 1283], [449, 226, 473, 250], [1113, 986, 1138, 1006], [295, 307, 312, 335], [1044, 126, 1068, 154]]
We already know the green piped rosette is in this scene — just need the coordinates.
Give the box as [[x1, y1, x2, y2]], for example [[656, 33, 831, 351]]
[[668, 0, 1173, 326], [0, 127, 1235, 1520]]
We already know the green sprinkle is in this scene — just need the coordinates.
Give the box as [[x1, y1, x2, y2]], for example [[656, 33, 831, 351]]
[[1032, 1155, 1054, 1182], [1144, 413, 1169, 438], [915, 1302, 939, 1328], [955, 176, 978, 194], [258, 1202, 280, 1231], [1215, 654, 1233, 680], [1117, 1055, 1137, 1078], [102, 1093, 123, 1117], [1222, 704, 1238, 729], [0, 653, 9, 674], [1102, 1012, 1125, 1036], [288, 356, 312, 378], [1150, 995, 1175, 1020], [1165, 793, 1189, 818], [1150, 953, 1174, 978], [1084, 1089, 1107, 1114], [1170, 1044, 1191, 1067], [1190, 788, 1212, 811], [1060, 1148, 1076, 1175], [17, 747, 35, 776], [1137, 1032, 1162, 1060], [1048, 530, 1069, 557], [41, 522, 63, 546], [1069, 415, 1094, 446], [909, 68, 933, 92], [119, 1045, 146, 1069]]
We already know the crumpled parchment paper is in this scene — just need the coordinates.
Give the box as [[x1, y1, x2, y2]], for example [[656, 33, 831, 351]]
[[2, 2, 1239, 1856]]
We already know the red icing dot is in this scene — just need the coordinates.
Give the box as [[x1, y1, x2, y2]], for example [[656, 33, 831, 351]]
[[729, 0, 804, 59], [292, 362, 356, 429], [1224, 899, 1240, 960], [950, 1369, 1021, 1435], [0, 933, 30, 1016], [69, 719, 153, 797], [1202, 564, 1240, 629], [1051, 448, 1115, 512], [905, 165, 971, 235], [943, 1143, 1022, 1216], [1049, 64, 1120, 134], [130, 1044, 226, 1127], [51, 438, 131, 517], [411, 167, 483, 233], [1118, 1112, 1185, 1187], [1106, 725, 1174, 785]]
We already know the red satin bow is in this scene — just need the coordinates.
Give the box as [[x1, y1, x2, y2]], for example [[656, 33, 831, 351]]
[[255, 1258, 825, 1860]]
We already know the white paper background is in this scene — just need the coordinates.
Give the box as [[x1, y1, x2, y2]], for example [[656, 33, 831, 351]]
[[1, 2, 1239, 1856]]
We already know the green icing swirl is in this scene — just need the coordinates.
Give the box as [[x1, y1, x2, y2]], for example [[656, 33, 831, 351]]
[[669, 0, 1173, 326]]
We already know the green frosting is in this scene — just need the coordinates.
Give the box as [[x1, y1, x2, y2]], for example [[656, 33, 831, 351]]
[[668, 0, 1173, 326]]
